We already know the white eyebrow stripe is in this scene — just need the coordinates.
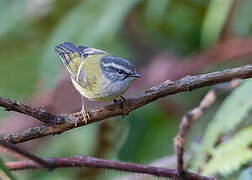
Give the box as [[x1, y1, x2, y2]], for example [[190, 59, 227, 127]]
[[101, 62, 132, 74]]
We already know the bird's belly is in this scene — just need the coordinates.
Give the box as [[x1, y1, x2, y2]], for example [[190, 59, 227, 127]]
[[71, 78, 129, 102]]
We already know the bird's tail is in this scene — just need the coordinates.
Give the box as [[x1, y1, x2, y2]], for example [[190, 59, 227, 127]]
[[55, 42, 82, 76]]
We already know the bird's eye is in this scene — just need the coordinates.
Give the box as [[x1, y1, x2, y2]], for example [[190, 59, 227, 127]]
[[117, 69, 124, 74]]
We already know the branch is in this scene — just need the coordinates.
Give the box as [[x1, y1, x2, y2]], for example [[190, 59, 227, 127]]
[[112, 154, 190, 180], [0, 98, 64, 124], [4, 156, 215, 180], [174, 79, 241, 174], [0, 65, 252, 144], [0, 140, 52, 170]]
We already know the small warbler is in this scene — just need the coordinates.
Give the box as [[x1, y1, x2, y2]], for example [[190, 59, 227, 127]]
[[55, 42, 140, 123]]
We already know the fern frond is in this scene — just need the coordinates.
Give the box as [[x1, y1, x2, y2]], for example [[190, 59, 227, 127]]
[[203, 79, 252, 151], [202, 125, 252, 176], [191, 79, 252, 170]]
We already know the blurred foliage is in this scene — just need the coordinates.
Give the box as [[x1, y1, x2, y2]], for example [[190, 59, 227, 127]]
[[0, 158, 16, 180], [191, 79, 252, 176], [41, 0, 140, 89], [119, 103, 178, 163], [140, 0, 207, 55], [232, 0, 252, 37], [202, 79, 252, 153], [238, 168, 252, 180], [0, 0, 252, 180], [202, 125, 252, 176], [201, 0, 233, 47], [0, 1, 26, 39]]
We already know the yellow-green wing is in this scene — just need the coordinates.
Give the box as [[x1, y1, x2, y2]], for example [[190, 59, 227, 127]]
[[55, 42, 83, 78], [55, 42, 108, 89]]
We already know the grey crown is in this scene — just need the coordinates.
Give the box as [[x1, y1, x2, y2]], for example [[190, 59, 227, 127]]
[[100, 55, 136, 81]]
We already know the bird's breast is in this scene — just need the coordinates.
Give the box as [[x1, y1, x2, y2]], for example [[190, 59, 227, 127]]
[[71, 75, 130, 102]]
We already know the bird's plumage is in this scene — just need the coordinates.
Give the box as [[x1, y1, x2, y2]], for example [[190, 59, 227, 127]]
[[55, 42, 139, 102], [55, 42, 106, 80]]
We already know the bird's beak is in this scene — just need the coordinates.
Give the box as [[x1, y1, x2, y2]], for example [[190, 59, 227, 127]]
[[131, 73, 141, 78]]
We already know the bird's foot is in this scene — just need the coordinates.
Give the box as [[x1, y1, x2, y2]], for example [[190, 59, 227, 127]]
[[119, 96, 129, 118], [79, 110, 91, 126], [71, 111, 90, 127]]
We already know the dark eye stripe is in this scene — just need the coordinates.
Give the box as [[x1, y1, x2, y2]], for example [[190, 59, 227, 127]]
[[106, 66, 127, 74]]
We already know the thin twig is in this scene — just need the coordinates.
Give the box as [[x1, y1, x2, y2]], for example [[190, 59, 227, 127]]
[[0, 65, 252, 144], [0, 140, 52, 170], [4, 156, 215, 180], [174, 79, 241, 175]]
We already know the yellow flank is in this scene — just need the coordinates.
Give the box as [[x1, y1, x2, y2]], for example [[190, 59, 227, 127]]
[[83, 53, 106, 89], [71, 53, 108, 100]]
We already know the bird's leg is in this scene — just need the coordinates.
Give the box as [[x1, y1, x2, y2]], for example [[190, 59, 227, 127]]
[[120, 96, 129, 118], [80, 96, 90, 124], [113, 96, 128, 118]]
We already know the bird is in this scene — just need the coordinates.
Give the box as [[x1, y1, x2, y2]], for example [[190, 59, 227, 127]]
[[55, 42, 141, 124]]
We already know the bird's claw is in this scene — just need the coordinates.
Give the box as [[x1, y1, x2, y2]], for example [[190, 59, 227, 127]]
[[70, 111, 90, 127], [82, 111, 91, 124], [119, 96, 129, 118]]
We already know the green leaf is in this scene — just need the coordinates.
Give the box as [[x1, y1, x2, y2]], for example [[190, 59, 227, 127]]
[[203, 79, 252, 152], [40, 0, 142, 89], [201, 0, 234, 47], [0, 158, 16, 180], [202, 125, 252, 176], [192, 79, 252, 170]]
